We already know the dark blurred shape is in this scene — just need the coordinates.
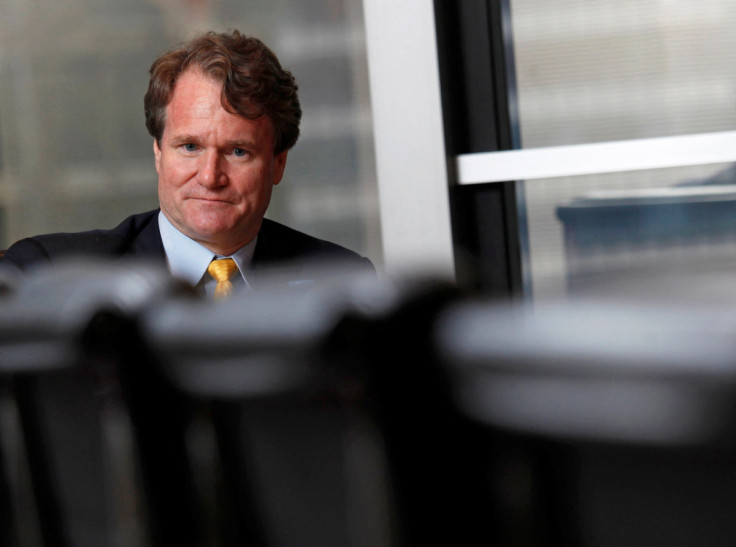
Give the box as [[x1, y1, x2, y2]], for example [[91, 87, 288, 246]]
[[141, 270, 396, 547], [8, 258, 736, 547], [0, 259, 191, 546], [143, 272, 495, 547], [322, 277, 498, 547], [0, 257, 18, 296], [437, 275, 736, 546], [142, 280, 352, 546]]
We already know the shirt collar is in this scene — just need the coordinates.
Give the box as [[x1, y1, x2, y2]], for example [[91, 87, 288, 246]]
[[158, 211, 256, 288]]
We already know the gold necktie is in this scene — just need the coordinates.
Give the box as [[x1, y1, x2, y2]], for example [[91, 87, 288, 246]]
[[207, 258, 239, 299]]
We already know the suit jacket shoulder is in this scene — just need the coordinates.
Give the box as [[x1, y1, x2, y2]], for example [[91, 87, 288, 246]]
[[253, 218, 375, 282], [2, 211, 374, 285], [2, 209, 164, 271]]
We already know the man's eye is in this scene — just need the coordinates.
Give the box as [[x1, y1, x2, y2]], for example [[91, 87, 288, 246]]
[[183, 143, 197, 152], [233, 148, 247, 157]]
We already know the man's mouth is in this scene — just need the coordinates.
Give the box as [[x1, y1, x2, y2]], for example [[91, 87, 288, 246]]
[[188, 197, 233, 204]]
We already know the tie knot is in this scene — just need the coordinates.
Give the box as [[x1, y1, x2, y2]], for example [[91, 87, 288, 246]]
[[208, 258, 238, 282], [207, 258, 239, 299]]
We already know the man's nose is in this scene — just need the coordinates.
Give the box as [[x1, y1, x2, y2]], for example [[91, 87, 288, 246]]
[[198, 151, 227, 187]]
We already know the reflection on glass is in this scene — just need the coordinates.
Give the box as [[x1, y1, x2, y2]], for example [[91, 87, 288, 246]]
[[526, 163, 736, 299]]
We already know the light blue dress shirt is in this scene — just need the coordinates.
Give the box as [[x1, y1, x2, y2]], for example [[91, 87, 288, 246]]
[[158, 211, 256, 296]]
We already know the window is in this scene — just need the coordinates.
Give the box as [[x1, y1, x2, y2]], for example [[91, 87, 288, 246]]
[[0, 0, 381, 264], [454, 0, 736, 299]]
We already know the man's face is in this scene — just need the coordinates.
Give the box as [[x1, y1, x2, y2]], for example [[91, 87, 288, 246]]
[[154, 68, 288, 255]]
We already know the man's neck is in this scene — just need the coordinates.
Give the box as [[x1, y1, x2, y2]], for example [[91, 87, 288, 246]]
[[158, 211, 257, 287]]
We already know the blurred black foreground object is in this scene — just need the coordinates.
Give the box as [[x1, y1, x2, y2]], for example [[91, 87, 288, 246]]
[[4, 260, 736, 546], [437, 268, 736, 547], [0, 259, 193, 547]]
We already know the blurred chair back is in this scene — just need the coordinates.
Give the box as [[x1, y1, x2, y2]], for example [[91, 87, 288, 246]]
[[142, 273, 391, 547], [3, 262, 465, 547], [0, 259, 189, 546], [21, 259, 736, 547], [437, 294, 736, 546], [321, 278, 497, 546]]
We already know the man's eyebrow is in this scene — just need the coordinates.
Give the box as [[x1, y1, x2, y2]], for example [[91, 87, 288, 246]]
[[224, 138, 259, 149], [169, 134, 200, 144], [168, 134, 259, 149]]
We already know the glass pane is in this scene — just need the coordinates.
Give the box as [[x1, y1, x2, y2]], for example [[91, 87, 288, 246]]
[[510, 0, 736, 148], [524, 163, 736, 300], [0, 0, 381, 264]]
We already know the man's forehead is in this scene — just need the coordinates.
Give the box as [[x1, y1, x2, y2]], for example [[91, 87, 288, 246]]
[[168, 70, 259, 118], [161, 68, 276, 146], [169, 70, 219, 106]]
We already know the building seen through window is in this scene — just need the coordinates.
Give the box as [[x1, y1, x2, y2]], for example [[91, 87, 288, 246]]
[[0, 0, 381, 266]]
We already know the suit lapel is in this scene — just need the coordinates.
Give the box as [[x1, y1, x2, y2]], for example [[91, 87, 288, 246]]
[[123, 209, 167, 263], [251, 218, 309, 290]]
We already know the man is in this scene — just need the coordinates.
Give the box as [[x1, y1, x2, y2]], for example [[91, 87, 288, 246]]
[[3, 30, 373, 295]]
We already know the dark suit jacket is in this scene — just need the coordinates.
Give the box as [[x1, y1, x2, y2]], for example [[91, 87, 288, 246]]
[[2, 209, 374, 288]]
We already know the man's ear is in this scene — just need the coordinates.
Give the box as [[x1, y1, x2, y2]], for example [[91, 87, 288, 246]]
[[273, 150, 288, 186], [153, 139, 162, 174]]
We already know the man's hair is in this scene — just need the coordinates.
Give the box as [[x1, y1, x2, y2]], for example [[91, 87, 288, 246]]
[[144, 30, 301, 154]]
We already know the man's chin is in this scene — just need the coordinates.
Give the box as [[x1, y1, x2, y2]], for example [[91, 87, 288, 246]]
[[185, 208, 240, 232], [186, 219, 257, 251], [190, 223, 237, 240]]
